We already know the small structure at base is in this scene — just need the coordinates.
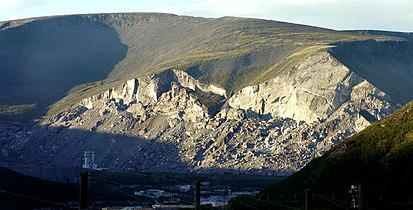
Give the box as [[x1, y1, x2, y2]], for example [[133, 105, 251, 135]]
[[82, 151, 98, 170]]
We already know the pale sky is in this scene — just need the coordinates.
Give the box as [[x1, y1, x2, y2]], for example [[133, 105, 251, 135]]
[[0, 0, 412, 32]]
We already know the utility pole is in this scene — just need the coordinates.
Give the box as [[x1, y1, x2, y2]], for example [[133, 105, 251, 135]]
[[79, 171, 88, 210], [358, 184, 362, 210], [305, 189, 312, 210], [350, 184, 362, 209], [195, 180, 201, 210]]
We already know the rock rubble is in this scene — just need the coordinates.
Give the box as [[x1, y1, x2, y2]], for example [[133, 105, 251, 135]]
[[0, 52, 398, 175]]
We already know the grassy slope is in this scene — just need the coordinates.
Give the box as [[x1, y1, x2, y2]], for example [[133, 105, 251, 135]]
[[0, 13, 403, 121], [45, 14, 401, 120]]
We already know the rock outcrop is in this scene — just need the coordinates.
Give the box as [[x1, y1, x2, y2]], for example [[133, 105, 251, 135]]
[[228, 52, 393, 123], [0, 52, 398, 175]]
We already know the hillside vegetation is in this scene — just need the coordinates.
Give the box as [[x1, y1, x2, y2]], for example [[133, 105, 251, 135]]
[[231, 100, 413, 209], [0, 13, 407, 121]]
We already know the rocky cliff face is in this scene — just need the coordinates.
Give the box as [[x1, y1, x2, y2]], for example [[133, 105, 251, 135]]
[[228, 52, 394, 122], [1, 51, 397, 175]]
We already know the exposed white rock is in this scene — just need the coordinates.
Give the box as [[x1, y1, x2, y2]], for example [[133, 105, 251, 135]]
[[173, 69, 227, 97], [6, 52, 398, 175], [227, 52, 391, 123]]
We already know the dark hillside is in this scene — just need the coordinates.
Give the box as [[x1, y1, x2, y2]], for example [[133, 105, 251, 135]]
[[231, 100, 413, 209], [0, 15, 127, 120], [0, 166, 78, 209], [330, 40, 413, 104]]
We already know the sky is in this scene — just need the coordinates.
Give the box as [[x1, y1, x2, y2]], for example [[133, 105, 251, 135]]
[[0, 0, 412, 32]]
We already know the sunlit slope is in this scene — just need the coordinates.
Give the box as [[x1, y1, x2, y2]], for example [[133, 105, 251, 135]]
[[0, 13, 408, 121]]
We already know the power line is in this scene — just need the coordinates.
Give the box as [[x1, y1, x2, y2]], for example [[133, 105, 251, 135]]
[[232, 198, 261, 210], [0, 189, 71, 207], [124, 170, 187, 184], [315, 194, 350, 210], [245, 196, 300, 210], [180, 199, 209, 210], [315, 194, 351, 206], [89, 176, 148, 201], [90, 176, 219, 210], [90, 175, 128, 187], [163, 200, 217, 210], [179, 200, 195, 205], [98, 170, 188, 185], [315, 193, 376, 210], [201, 205, 217, 210], [91, 175, 219, 210], [359, 203, 376, 210]]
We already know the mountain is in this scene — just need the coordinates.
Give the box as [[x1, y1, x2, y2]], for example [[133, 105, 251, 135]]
[[233, 100, 413, 209], [1, 13, 413, 175]]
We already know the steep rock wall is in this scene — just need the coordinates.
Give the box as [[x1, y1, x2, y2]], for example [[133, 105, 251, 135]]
[[228, 52, 392, 123], [2, 52, 399, 175]]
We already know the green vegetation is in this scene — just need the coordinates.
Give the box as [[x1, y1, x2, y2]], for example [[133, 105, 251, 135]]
[[248, 45, 331, 86], [187, 88, 226, 115], [0, 104, 38, 121], [44, 80, 120, 120], [45, 15, 405, 121], [0, 13, 407, 122], [231, 100, 413, 209]]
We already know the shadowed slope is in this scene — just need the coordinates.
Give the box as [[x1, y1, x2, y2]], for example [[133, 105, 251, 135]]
[[0, 15, 128, 120], [0, 121, 190, 173], [330, 40, 413, 104]]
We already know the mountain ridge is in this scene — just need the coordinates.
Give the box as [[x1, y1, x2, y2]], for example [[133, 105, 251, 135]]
[[1, 13, 406, 121], [1, 13, 412, 176]]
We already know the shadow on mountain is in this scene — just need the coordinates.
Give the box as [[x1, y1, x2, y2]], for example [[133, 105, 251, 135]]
[[1, 124, 192, 173], [329, 39, 413, 105], [1, 121, 286, 176], [0, 15, 128, 120]]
